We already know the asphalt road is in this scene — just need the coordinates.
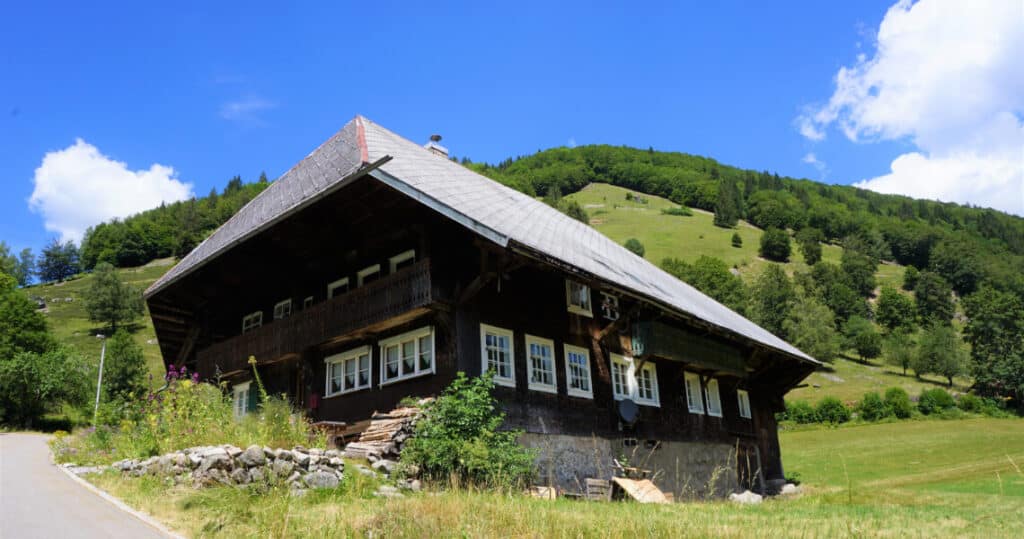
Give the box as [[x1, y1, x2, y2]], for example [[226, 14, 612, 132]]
[[0, 432, 168, 539]]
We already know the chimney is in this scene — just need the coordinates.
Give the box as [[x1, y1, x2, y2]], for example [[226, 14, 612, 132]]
[[424, 134, 449, 158]]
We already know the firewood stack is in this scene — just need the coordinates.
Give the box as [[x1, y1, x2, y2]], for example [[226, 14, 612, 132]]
[[342, 399, 431, 461]]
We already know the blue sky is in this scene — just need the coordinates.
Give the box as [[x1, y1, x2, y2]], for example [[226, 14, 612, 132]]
[[2, 0, 1020, 253]]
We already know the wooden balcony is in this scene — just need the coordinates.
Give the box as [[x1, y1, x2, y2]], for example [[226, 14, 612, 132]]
[[196, 258, 438, 377]]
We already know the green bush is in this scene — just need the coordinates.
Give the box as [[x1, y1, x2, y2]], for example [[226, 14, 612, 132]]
[[661, 206, 692, 217], [401, 372, 536, 489], [731, 232, 743, 248], [883, 387, 914, 419], [624, 238, 645, 258], [918, 388, 956, 415], [857, 392, 890, 421], [957, 393, 984, 413], [815, 396, 851, 424], [783, 400, 818, 424]]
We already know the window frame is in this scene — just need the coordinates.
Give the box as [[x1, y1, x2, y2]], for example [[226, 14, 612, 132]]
[[388, 249, 416, 273], [233, 381, 251, 418], [737, 389, 752, 419], [599, 292, 620, 321], [378, 326, 435, 386], [525, 335, 557, 394], [684, 371, 705, 414], [327, 278, 349, 299], [480, 324, 516, 388], [705, 378, 723, 417], [324, 345, 372, 397], [565, 280, 593, 317], [273, 299, 292, 320], [610, 354, 660, 407], [357, 264, 381, 287], [303, 296, 314, 309], [563, 344, 594, 399], [241, 311, 263, 334]]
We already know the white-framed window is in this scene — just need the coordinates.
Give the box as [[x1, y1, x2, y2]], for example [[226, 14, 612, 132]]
[[737, 389, 752, 419], [303, 296, 314, 309], [327, 278, 349, 299], [242, 311, 263, 334], [325, 346, 372, 397], [357, 264, 381, 287], [565, 280, 593, 317], [525, 335, 556, 393], [233, 381, 251, 418], [610, 354, 660, 407], [705, 378, 723, 417], [564, 344, 593, 399], [389, 250, 416, 273], [273, 299, 292, 320], [480, 324, 515, 387], [600, 292, 620, 321], [684, 371, 705, 414], [379, 326, 434, 385]]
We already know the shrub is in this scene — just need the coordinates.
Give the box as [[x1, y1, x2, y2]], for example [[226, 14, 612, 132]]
[[624, 238, 645, 258], [956, 393, 984, 413], [815, 396, 851, 424], [884, 387, 914, 419], [661, 206, 692, 217], [918, 388, 956, 415], [401, 372, 536, 489], [731, 232, 743, 248], [783, 400, 818, 424], [759, 228, 791, 262], [857, 392, 890, 421]]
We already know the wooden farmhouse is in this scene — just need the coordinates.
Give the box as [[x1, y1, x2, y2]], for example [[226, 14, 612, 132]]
[[145, 116, 818, 497]]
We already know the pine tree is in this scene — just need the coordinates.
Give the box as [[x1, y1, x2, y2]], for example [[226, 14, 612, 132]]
[[85, 263, 144, 331], [713, 180, 740, 228]]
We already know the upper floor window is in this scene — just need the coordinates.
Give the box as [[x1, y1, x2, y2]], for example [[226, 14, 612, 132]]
[[684, 371, 705, 414], [564, 344, 593, 399], [389, 250, 416, 273], [480, 324, 515, 387], [242, 311, 263, 334], [273, 299, 292, 320], [610, 354, 660, 407], [737, 389, 752, 419], [325, 345, 371, 397], [525, 335, 556, 394], [705, 378, 723, 417], [233, 381, 251, 418], [600, 292, 620, 321], [565, 280, 592, 317], [303, 296, 314, 310], [380, 326, 434, 385], [327, 278, 349, 299], [357, 264, 381, 287]]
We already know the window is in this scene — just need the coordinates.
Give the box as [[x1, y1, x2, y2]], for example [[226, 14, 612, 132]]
[[242, 311, 262, 334], [565, 280, 592, 317], [273, 299, 292, 320], [737, 389, 752, 419], [480, 324, 515, 387], [357, 264, 381, 287], [327, 278, 349, 299], [564, 345, 593, 398], [684, 371, 705, 414], [705, 378, 723, 417], [600, 292, 620, 321], [303, 296, 314, 309], [610, 354, 660, 407], [233, 382, 251, 418], [389, 250, 416, 273], [379, 327, 434, 385], [525, 335, 556, 393], [325, 346, 372, 396]]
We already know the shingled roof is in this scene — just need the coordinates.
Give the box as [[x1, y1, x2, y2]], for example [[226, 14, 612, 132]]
[[147, 116, 816, 364]]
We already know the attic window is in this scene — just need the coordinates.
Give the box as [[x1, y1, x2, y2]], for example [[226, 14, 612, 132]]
[[242, 311, 263, 334], [737, 389, 752, 419], [565, 280, 592, 317], [357, 264, 381, 287], [705, 378, 723, 417], [389, 250, 416, 273], [600, 292, 620, 321], [273, 299, 292, 320], [327, 278, 349, 299], [684, 371, 705, 414]]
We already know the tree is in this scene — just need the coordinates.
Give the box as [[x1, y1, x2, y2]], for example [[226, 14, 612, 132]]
[[662, 256, 747, 314], [929, 238, 981, 295], [913, 324, 967, 386], [85, 263, 144, 331], [731, 232, 742, 248], [713, 179, 741, 228], [962, 286, 1024, 401], [0, 243, 21, 285], [840, 247, 877, 297], [783, 293, 840, 362], [749, 264, 795, 337], [843, 316, 882, 362], [0, 347, 91, 427], [759, 228, 791, 262], [902, 265, 920, 291], [104, 330, 148, 401], [884, 330, 915, 376], [624, 238, 645, 258], [914, 271, 954, 324], [875, 286, 916, 333], [16, 248, 35, 287], [557, 199, 589, 224], [0, 273, 52, 360], [795, 228, 823, 266], [804, 262, 869, 325], [37, 238, 80, 282]]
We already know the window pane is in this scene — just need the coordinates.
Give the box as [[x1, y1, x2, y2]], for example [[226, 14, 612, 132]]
[[344, 358, 356, 389], [358, 354, 370, 387], [402, 340, 416, 375], [386, 345, 399, 378], [418, 335, 433, 371]]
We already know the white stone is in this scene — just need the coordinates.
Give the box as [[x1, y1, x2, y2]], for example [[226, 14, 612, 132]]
[[729, 490, 763, 505]]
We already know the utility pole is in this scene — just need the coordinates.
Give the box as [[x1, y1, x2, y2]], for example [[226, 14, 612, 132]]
[[92, 334, 107, 426]]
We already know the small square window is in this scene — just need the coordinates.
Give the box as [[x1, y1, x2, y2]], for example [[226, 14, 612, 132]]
[[389, 250, 416, 273], [273, 299, 292, 320], [242, 311, 263, 334], [357, 265, 381, 287], [525, 335, 556, 394], [303, 296, 314, 309], [564, 345, 593, 399], [600, 293, 620, 321], [565, 280, 592, 317], [327, 278, 349, 299]]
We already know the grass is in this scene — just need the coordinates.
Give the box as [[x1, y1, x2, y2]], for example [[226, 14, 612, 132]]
[[788, 355, 971, 403], [26, 258, 173, 380], [87, 418, 1024, 537]]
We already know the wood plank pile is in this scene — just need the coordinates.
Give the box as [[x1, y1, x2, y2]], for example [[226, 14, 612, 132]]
[[342, 400, 431, 461]]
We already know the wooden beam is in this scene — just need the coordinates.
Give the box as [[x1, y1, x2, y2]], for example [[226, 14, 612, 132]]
[[175, 326, 201, 365]]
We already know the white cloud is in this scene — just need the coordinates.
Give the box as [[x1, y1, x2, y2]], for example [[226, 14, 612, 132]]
[[28, 139, 193, 242], [219, 96, 276, 123], [802, 152, 828, 177], [798, 0, 1024, 215]]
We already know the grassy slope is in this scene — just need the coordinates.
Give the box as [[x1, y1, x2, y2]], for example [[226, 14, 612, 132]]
[[90, 418, 1024, 537], [28, 259, 173, 379]]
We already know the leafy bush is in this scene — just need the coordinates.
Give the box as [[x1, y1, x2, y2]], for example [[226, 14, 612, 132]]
[[857, 392, 891, 421], [731, 232, 743, 248], [623, 238, 645, 258], [661, 206, 693, 217], [956, 393, 983, 413], [815, 396, 851, 424], [783, 400, 818, 424], [401, 372, 536, 489], [917, 388, 956, 415], [759, 227, 791, 262], [883, 387, 914, 419], [0, 347, 91, 428]]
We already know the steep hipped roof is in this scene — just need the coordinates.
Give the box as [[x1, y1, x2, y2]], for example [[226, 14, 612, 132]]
[[147, 116, 816, 365]]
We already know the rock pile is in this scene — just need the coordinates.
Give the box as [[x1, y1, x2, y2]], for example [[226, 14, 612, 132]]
[[111, 444, 345, 494]]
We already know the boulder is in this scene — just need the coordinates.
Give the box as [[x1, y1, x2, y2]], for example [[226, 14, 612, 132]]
[[293, 452, 311, 467], [375, 485, 403, 498], [225, 445, 243, 458], [328, 457, 344, 468], [355, 464, 376, 477], [230, 468, 251, 485], [304, 471, 339, 489], [249, 468, 266, 483], [239, 445, 266, 467], [272, 459, 295, 478], [198, 454, 232, 473], [728, 490, 763, 505], [780, 483, 801, 495], [275, 449, 293, 461], [371, 459, 397, 474]]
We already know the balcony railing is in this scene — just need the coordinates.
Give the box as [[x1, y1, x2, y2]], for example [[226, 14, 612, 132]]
[[196, 258, 436, 376]]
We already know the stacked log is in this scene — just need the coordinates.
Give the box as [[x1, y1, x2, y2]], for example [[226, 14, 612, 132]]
[[343, 400, 430, 461]]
